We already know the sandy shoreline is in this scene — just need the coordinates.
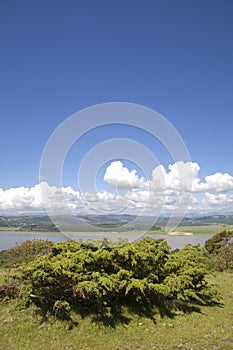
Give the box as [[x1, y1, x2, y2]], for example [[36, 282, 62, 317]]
[[167, 231, 194, 236]]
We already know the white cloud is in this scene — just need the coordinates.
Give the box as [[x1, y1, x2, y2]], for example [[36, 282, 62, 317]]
[[147, 161, 233, 193], [198, 173, 233, 192], [104, 161, 145, 189], [1, 161, 233, 216], [0, 185, 43, 213], [149, 161, 199, 192]]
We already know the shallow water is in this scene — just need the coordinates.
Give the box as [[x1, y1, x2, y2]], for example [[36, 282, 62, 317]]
[[0, 231, 212, 251]]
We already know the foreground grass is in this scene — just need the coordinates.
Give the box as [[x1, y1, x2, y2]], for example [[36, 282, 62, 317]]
[[0, 273, 233, 350]]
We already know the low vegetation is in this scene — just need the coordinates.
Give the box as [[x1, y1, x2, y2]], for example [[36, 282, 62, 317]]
[[204, 230, 233, 271], [0, 231, 233, 349], [0, 239, 54, 267]]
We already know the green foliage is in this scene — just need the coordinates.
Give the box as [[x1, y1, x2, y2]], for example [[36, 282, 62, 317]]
[[4, 239, 54, 267], [0, 239, 54, 301], [12, 238, 219, 324], [164, 245, 212, 304], [204, 230, 233, 254], [204, 230, 233, 271]]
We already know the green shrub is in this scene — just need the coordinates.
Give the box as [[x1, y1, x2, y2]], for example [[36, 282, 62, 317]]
[[204, 230, 233, 271], [4, 239, 54, 267], [15, 238, 218, 323]]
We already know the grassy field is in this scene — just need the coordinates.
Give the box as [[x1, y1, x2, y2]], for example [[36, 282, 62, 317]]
[[172, 224, 233, 235], [1, 224, 231, 236], [38, 224, 233, 236], [0, 227, 21, 231], [0, 272, 233, 350], [149, 224, 233, 236]]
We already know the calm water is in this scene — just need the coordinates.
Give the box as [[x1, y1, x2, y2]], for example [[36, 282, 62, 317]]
[[0, 231, 212, 251]]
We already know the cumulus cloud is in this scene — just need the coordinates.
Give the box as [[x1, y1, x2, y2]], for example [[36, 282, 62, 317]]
[[197, 173, 233, 192], [1, 161, 233, 216], [148, 161, 233, 193], [149, 161, 199, 192], [0, 185, 43, 214], [104, 161, 233, 194], [104, 161, 145, 189]]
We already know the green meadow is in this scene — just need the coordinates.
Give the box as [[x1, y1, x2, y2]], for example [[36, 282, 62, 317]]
[[0, 272, 232, 350], [149, 224, 233, 236]]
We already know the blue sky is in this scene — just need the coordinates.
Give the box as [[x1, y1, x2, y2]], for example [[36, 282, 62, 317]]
[[1, 0, 233, 216]]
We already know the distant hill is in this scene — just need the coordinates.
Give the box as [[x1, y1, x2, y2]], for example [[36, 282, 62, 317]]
[[0, 214, 233, 232], [179, 215, 233, 226]]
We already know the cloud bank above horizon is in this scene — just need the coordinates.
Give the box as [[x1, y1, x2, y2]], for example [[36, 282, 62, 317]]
[[1, 161, 233, 216]]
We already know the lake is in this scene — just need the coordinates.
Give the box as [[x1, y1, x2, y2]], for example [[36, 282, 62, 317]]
[[0, 231, 212, 251]]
